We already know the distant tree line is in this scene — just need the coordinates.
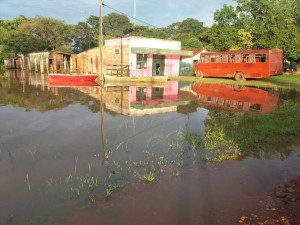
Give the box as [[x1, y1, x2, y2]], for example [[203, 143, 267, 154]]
[[0, 0, 299, 65]]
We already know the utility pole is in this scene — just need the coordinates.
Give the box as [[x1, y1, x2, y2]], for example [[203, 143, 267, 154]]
[[99, 0, 103, 81], [133, 0, 136, 35]]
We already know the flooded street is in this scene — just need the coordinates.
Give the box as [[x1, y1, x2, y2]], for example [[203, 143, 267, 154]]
[[1, 70, 300, 225]]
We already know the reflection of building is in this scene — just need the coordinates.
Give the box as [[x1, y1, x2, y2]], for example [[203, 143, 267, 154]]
[[192, 83, 279, 114], [74, 36, 193, 77], [101, 81, 190, 116]]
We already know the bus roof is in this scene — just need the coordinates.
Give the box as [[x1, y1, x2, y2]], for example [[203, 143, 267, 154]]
[[201, 49, 282, 55]]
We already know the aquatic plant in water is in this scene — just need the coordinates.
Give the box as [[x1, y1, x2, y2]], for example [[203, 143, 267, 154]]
[[104, 183, 121, 199], [141, 171, 156, 183], [203, 128, 242, 162], [66, 174, 99, 198]]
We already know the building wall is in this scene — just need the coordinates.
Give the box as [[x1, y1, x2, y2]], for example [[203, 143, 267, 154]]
[[74, 37, 189, 76], [165, 55, 180, 77], [4, 58, 22, 69], [18, 52, 71, 73], [75, 46, 130, 74], [105, 37, 182, 77], [129, 53, 153, 77], [129, 53, 180, 77], [105, 36, 181, 50]]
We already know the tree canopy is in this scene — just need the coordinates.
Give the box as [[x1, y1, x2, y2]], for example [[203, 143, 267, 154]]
[[1, 0, 300, 65]]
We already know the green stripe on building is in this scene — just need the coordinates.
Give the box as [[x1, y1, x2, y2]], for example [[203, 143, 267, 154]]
[[131, 47, 193, 56]]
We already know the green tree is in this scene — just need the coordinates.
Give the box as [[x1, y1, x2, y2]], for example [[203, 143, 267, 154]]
[[0, 16, 29, 61], [173, 33, 203, 49], [209, 4, 241, 51], [236, 0, 300, 62], [103, 13, 132, 38], [210, 0, 300, 65], [72, 15, 100, 53], [165, 18, 208, 49], [6, 16, 73, 53], [178, 18, 205, 37], [133, 25, 167, 39], [232, 29, 253, 50]]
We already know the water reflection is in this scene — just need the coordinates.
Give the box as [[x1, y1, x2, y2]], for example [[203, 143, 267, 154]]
[[1, 70, 300, 225], [192, 82, 279, 114]]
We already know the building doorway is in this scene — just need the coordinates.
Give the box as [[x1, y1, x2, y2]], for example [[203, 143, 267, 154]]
[[152, 55, 165, 76]]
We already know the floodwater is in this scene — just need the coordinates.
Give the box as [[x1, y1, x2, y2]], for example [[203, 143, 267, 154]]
[[0, 70, 300, 225]]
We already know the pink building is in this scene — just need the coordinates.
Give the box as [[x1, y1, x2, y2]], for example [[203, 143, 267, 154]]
[[105, 36, 193, 77]]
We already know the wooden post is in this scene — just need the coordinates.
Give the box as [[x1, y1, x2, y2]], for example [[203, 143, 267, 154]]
[[99, 0, 103, 81]]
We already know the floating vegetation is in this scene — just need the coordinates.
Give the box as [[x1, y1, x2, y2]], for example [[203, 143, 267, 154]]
[[25, 174, 31, 191], [66, 174, 99, 198], [133, 160, 147, 168], [104, 183, 121, 199], [172, 171, 181, 177], [29, 149, 37, 162], [141, 172, 156, 183]]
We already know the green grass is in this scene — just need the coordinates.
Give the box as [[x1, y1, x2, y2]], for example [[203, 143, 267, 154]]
[[169, 74, 300, 89], [202, 97, 300, 159], [202, 128, 242, 162]]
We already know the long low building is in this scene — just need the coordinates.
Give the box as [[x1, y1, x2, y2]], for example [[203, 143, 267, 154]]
[[74, 36, 193, 77], [4, 36, 193, 77]]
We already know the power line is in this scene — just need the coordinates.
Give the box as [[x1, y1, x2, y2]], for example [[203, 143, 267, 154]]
[[103, 3, 159, 29]]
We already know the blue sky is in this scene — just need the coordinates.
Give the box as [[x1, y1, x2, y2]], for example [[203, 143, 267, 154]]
[[0, 0, 236, 27]]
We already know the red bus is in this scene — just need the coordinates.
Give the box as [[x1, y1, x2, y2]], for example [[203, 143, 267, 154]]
[[194, 49, 283, 81]]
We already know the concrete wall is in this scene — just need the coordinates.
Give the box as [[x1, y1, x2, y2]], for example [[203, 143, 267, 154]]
[[105, 36, 181, 50]]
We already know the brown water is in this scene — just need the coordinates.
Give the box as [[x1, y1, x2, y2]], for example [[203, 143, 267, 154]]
[[0, 70, 300, 225]]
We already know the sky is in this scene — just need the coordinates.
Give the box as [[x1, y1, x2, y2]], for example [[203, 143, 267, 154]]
[[0, 0, 237, 28]]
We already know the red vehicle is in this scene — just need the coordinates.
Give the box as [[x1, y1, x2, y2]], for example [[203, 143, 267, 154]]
[[192, 83, 279, 114], [194, 49, 283, 81]]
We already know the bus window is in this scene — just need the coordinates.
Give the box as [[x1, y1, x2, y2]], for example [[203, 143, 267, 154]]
[[255, 54, 267, 63], [210, 56, 218, 63], [235, 55, 242, 63], [230, 54, 242, 63], [220, 55, 228, 63], [243, 54, 254, 63], [243, 54, 250, 62]]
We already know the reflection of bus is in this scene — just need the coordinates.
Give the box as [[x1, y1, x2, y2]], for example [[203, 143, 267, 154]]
[[194, 49, 283, 81], [192, 83, 279, 114]]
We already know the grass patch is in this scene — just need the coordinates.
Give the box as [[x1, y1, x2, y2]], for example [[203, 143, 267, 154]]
[[202, 128, 242, 162], [169, 74, 300, 89], [204, 97, 300, 158]]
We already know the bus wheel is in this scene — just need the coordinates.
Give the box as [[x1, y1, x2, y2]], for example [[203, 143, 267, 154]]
[[234, 72, 245, 81], [196, 70, 203, 78]]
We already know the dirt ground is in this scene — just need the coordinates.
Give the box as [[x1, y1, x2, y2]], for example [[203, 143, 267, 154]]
[[239, 175, 300, 225]]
